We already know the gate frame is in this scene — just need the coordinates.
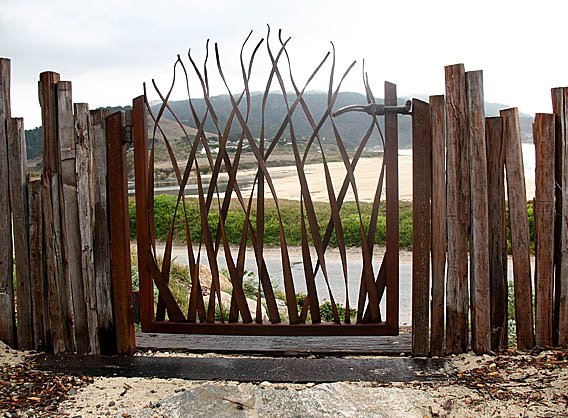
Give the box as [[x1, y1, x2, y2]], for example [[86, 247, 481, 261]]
[[132, 81, 407, 337]]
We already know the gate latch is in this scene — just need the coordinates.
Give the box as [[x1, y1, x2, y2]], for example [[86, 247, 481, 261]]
[[333, 100, 412, 117]]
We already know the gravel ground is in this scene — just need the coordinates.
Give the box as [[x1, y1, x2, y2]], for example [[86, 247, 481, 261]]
[[1, 342, 567, 418]]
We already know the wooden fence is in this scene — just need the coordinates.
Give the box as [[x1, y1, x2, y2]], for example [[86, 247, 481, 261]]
[[0, 58, 134, 355], [411, 64, 568, 355], [1, 55, 567, 357]]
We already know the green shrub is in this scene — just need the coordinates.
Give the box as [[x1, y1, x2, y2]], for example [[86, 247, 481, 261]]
[[319, 301, 356, 322]]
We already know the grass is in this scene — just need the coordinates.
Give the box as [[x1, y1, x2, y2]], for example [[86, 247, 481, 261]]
[[129, 194, 535, 253], [129, 194, 414, 249]]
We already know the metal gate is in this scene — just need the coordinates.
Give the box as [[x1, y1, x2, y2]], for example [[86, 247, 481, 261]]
[[133, 33, 412, 336]]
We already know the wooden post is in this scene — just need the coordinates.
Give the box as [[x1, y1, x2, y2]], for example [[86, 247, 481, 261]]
[[107, 110, 136, 355], [0, 58, 16, 348], [445, 64, 469, 354], [39, 72, 74, 353], [58, 82, 90, 354], [28, 180, 48, 350], [551, 88, 568, 346], [501, 107, 535, 351], [534, 113, 555, 347], [486, 117, 508, 350], [91, 108, 116, 354], [466, 71, 490, 354], [384, 82, 399, 331], [7, 118, 33, 349], [430, 95, 446, 357], [411, 99, 431, 356], [132, 95, 153, 330], [75, 103, 100, 353]]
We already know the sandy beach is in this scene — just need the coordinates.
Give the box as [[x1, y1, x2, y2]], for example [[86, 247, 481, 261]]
[[234, 155, 536, 202]]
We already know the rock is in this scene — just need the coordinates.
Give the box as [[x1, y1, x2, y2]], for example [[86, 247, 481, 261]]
[[122, 382, 430, 417], [197, 265, 232, 293]]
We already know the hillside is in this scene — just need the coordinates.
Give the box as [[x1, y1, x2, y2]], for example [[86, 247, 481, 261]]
[[24, 93, 535, 163]]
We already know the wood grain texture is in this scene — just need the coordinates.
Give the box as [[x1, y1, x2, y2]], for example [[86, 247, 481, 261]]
[[430, 95, 446, 357], [384, 82, 399, 330], [466, 71, 490, 354], [28, 180, 48, 350], [444, 64, 469, 354], [502, 107, 535, 350], [107, 111, 136, 355], [0, 58, 16, 348], [551, 88, 568, 345], [132, 96, 153, 331], [411, 99, 431, 357], [75, 103, 99, 353], [485, 117, 508, 350], [90, 108, 115, 354], [58, 82, 90, 354], [7, 118, 33, 349], [39, 71, 74, 353], [533, 113, 555, 346]]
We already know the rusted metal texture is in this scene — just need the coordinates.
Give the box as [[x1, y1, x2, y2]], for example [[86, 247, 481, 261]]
[[132, 30, 405, 336]]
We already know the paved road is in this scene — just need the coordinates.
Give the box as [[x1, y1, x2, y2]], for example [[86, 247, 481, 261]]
[[158, 245, 532, 327]]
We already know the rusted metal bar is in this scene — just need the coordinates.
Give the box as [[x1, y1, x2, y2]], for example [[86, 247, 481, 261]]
[[107, 110, 136, 355]]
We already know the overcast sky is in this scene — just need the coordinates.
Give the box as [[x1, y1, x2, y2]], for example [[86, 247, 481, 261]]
[[2, 0, 567, 128]]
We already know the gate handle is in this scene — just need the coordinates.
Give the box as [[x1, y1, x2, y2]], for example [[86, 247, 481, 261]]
[[333, 100, 412, 117]]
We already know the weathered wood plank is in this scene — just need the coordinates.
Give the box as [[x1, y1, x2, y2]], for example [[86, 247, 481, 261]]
[[466, 71, 490, 354], [551, 88, 568, 345], [384, 82, 399, 330], [75, 103, 99, 354], [58, 82, 90, 354], [7, 118, 33, 349], [444, 64, 469, 354], [90, 108, 115, 354], [107, 110, 136, 355], [411, 99, 431, 357], [551, 88, 564, 345], [501, 107, 535, 350], [533, 113, 555, 347], [429, 95, 446, 357], [486, 117, 508, 350], [39, 71, 74, 353], [135, 332, 412, 355], [0, 58, 16, 348], [132, 96, 153, 331], [28, 180, 48, 350]]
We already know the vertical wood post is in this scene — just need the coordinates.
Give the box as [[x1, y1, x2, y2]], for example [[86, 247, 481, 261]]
[[384, 82, 399, 331], [7, 117, 33, 349], [444, 64, 469, 354], [75, 103, 100, 353], [501, 107, 535, 350], [534, 113, 555, 346], [39, 71, 74, 353], [551, 88, 568, 345], [466, 71, 490, 354], [0, 58, 16, 348], [430, 95, 446, 357], [58, 81, 90, 354], [411, 99, 431, 356], [132, 95, 153, 330], [28, 180, 48, 350], [107, 110, 136, 355], [91, 108, 115, 354], [486, 117, 508, 350]]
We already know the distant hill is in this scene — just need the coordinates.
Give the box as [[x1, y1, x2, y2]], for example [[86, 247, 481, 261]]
[[150, 92, 535, 147], [25, 93, 535, 162]]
